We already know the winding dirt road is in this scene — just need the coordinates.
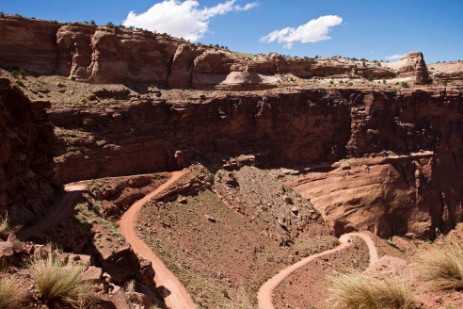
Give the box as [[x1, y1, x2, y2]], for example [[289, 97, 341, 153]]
[[18, 183, 87, 240], [119, 169, 196, 309], [257, 231, 379, 309]]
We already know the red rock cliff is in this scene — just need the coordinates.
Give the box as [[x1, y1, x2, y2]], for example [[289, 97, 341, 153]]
[[2, 16, 434, 88], [49, 88, 463, 238], [0, 78, 55, 226]]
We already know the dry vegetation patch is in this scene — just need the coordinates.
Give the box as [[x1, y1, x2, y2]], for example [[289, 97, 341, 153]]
[[30, 253, 95, 307], [415, 244, 463, 291], [327, 272, 416, 309], [0, 276, 28, 309]]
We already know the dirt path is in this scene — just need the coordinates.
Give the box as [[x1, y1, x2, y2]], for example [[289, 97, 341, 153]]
[[119, 169, 196, 309], [257, 231, 379, 309], [18, 183, 87, 240]]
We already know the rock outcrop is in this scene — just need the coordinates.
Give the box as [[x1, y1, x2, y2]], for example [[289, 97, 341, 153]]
[[429, 61, 463, 81], [0, 15, 436, 89], [396, 52, 430, 84], [0, 78, 55, 226]]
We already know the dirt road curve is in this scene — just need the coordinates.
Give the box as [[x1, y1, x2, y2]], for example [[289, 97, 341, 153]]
[[18, 183, 87, 239], [257, 231, 379, 309], [119, 169, 196, 309]]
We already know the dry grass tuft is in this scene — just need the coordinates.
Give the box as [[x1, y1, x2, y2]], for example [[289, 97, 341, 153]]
[[415, 244, 463, 290], [327, 272, 416, 309], [30, 253, 95, 308], [0, 276, 28, 308], [0, 214, 14, 238]]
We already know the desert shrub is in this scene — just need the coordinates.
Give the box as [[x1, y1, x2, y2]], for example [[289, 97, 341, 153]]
[[0, 277, 28, 308], [0, 214, 14, 238], [328, 272, 416, 309], [401, 82, 410, 88], [30, 254, 95, 307], [416, 244, 463, 290]]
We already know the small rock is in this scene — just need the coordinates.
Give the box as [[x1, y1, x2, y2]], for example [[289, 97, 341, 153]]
[[0, 241, 14, 257], [205, 214, 216, 223], [277, 216, 287, 229], [291, 206, 300, 215], [341, 162, 351, 170], [283, 195, 293, 204], [177, 196, 188, 204], [69, 254, 92, 266], [82, 266, 103, 282]]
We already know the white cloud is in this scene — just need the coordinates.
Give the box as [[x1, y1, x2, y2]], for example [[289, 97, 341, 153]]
[[123, 0, 257, 42], [235, 2, 258, 11], [260, 15, 343, 49], [385, 54, 407, 60]]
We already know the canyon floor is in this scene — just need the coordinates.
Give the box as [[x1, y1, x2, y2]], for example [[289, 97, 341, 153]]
[[13, 164, 463, 309]]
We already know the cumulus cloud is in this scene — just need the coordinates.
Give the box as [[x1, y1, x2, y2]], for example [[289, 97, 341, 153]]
[[123, 0, 258, 42], [260, 15, 343, 49], [385, 54, 407, 60]]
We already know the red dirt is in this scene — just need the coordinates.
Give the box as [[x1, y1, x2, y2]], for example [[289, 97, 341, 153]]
[[119, 169, 196, 309], [257, 232, 378, 309]]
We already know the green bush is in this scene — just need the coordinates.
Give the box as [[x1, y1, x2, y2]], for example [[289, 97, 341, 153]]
[[401, 82, 410, 88]]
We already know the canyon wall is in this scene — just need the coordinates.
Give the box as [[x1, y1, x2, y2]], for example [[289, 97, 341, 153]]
[[0, 16, 431, 89], [0, 78, 55, 226], [50, 88, 463, 238]]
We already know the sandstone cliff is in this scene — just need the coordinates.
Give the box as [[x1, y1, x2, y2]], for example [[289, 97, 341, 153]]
[[0, 78, 55, 226], [0, 15, 436, 89]]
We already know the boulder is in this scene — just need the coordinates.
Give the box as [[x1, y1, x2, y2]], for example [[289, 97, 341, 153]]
[[82, 266, 103, 282], [102, 245, 141, 283]]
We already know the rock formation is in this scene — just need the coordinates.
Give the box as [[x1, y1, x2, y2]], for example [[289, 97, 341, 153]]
[[0, 78, 55, 226], [396, 52, 430, 84], [0, 16, 433, 89]]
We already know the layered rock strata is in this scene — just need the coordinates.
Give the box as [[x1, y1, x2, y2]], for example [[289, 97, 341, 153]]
[[50, 88, 463, 238], [0, 16, 434, 88]]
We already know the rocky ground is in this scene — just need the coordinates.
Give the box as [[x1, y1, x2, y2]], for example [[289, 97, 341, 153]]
[[1, 173, 170, 308], [136, 165, 335, 308]]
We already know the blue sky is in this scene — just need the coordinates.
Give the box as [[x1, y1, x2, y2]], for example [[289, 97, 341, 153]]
[[1, 0, 462, 63]]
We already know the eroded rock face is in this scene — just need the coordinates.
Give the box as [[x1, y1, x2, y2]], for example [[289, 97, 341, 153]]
[[51, 88, 463, 238], [0, 16, 60, 74], [397, 52, 430, 84], [0, 16, 436, 89], [0, 78, 55, 225], [290, 154, 441, 238]]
